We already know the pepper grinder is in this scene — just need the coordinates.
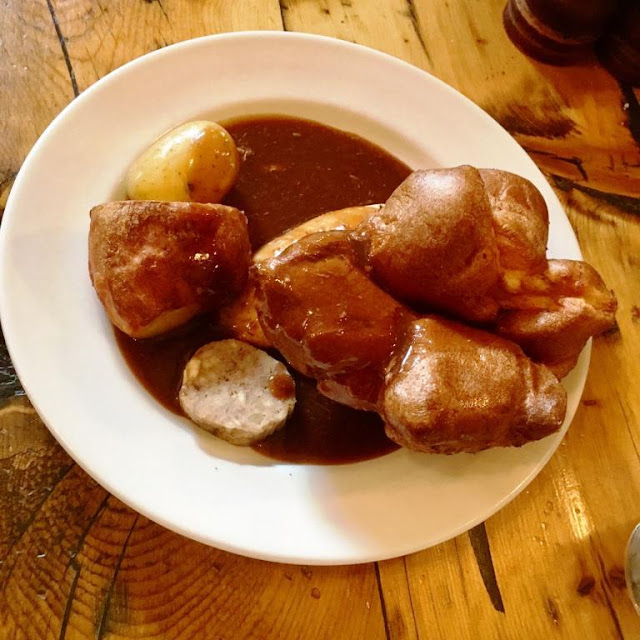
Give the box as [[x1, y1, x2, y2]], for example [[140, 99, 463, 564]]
[[503, 0, 620, 65], [597, 1, 640, 86]]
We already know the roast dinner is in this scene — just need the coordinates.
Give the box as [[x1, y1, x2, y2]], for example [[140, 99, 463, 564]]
[[87, 116, 617, 461]]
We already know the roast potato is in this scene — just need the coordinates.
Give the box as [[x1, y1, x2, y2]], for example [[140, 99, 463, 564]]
[[89, 200, 251, 338]]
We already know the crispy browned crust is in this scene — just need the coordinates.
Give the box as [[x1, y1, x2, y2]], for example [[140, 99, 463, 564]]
[[89, 200, 250, 338], [352, 167, 616, 377], [353, 166, 501, 323], [382, 317, 567, 454], [479, 169, 549, 272]]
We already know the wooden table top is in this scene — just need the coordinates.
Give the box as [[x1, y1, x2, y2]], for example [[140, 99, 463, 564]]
[[1, 1, 639, 638]]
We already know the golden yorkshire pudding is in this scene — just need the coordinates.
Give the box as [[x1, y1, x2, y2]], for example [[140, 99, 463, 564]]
[[351, 167, 616, 376], [352, 166, 501, 323], [382, 317, 567, 454]]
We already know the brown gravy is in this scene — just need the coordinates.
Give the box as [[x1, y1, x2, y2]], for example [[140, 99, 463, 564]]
[[115, 115, 411, 464]]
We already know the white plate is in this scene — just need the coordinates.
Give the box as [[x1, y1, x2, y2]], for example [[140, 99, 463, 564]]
[[0, 32, 586, 565]]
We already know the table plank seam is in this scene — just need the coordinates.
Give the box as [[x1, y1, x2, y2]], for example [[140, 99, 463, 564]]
[[617, 396, 640, 465], [278, 1, 289, 31], [95, 513, 139, 640], [523, 148, 589, 181], [66, 492, 111, 569], [552, 177, 640, 216], [374, 562, 392, 640], [596, 554, 625, 640], [402, 556, 421, 640], [45, 0, 79, 97], [406, 0, 433, 65], [58, 563, 80, 640], [145, 0, 170, 22], [468, 523, 505, 613]]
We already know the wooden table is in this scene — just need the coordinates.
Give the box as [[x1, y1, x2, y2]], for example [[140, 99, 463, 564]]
[[1, 1, 639, 638]]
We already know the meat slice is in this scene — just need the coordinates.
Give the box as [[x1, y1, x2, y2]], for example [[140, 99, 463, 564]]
[[179, 340, 295, 445], [217, 284, 269, 348], [254, 204, 379, 262], [219, 204, 380, 348], [255, 230, 413, 410], [89, 200, 251, 338], [382, 318, 567, 454], [496, 259, 617, 377], [352, 166, 501, 323]]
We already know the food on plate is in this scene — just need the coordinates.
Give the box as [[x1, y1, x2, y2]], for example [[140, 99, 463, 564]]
[[220, 115, 410, 250], [352, 166, 501, 323], [382, 318, 566, 453], [92, 115, 615, 460], [218, 285, 269, 348], [496, 259, 617, 377], [237, 166, 615, 381], [256, 231, 412, 412], [219, 204, 380, 347], [126, 120, 240, 203], [255, 230, 567, 453], [252, 231, 566, 453], [352, 167, 552, 321], [179, 340, 295, 445], [253, 204, 380, 260], [352, 166, 617, 376], [89, 200, 250, 338], [111, 116, 410, 463]]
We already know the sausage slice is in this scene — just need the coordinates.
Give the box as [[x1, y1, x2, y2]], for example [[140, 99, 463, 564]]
[[179, 340, 295, 445]]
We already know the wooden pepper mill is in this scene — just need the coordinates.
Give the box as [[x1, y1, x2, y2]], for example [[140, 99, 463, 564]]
[[503, 0, 620, 65], [597, 1, 640, 86]]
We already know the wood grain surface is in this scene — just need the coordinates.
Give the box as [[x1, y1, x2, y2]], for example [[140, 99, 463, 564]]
[[1, 1, 639, 638]]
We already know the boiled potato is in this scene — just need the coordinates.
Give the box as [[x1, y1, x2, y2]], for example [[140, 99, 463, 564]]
[[126, 120, 240, 203]]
